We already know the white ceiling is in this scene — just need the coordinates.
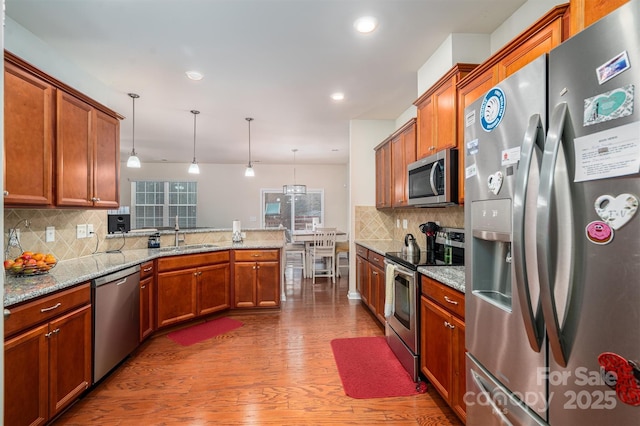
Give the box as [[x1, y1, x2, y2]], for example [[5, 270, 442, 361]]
[[6, 0, 526, 166]]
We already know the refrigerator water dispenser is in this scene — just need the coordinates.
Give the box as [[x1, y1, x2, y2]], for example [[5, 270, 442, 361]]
[[471, 199, 513, 312]]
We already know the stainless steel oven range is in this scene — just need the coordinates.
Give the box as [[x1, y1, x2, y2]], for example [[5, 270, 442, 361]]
[[385, 228, 465, 382]]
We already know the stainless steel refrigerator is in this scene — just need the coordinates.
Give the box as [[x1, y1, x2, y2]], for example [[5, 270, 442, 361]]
[[464, 1, 640, 424]]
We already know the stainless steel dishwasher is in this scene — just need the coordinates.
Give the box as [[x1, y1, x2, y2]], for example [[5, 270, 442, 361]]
[[92, 265, 140, 383]]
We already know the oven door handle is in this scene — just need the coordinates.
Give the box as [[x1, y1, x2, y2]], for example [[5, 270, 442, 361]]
[[384, 260, 414, 278]]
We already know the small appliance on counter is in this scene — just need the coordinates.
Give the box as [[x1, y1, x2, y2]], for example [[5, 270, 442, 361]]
[[147, 233, 161, 249], [419, 221, 440, 263]]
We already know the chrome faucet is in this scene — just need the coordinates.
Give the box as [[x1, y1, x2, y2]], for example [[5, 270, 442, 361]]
[[174, 220, 184, 247]]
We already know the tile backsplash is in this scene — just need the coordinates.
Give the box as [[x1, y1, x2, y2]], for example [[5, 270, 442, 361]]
[[355, 205, 464, 248], [4, 209, 285, 261], [7, 204, 464, 261], [4, 209, 110, 261]]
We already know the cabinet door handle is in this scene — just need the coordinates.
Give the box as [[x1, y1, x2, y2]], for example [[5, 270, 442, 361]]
[[194, 272, 198, 276], [443, 321, 455, 329], [444, 296, 458, 305], [40, 302, 62, 313], [198, 271, 202, 276], [4, 308, 10, 319], [141, 285, 146, 289], [251, 254, 261, 257], [143, 267, 153, 272], [372, 271, 378, 276], [91, 197, 101, 202], [3, 191, 8, 197]]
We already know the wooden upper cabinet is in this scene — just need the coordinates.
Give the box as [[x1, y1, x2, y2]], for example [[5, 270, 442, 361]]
[[56, 90, 94, 207], [374, 140, 392, 208], [4, 51, 122, 208], [4, 60, 55, 206], [414, 64, 476, 159], [57, 92, 121, 207], [496, 17, 564, 80], [93, 110, 120, 208], [391, 119, 416, 208], [570, 0, 629, 35]]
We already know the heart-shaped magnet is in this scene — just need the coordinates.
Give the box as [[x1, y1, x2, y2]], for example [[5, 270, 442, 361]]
[[487, 171, 503, 195], [594, 193, 638, 230]]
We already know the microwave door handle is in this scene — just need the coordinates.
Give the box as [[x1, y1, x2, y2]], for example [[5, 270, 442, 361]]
[[429, 162, 439, 195], [512, 114, 545, 352], [537, 102, 574, 368]]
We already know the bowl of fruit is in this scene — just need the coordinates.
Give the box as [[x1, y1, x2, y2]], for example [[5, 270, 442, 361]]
[[4, 251, 57, 276]]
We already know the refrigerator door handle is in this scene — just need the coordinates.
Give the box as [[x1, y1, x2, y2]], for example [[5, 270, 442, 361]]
[[513, 113, 545, 352], [537, 102, 574, 368]]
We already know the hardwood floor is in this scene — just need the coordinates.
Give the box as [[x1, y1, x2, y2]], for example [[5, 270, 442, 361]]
[[53, 268, 462, 425]]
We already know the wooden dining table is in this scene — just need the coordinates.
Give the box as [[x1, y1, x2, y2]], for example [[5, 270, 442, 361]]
[[291, 229, 347, 242], [291, 229, 347, 278]]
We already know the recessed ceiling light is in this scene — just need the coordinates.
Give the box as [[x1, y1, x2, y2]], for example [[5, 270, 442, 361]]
[[354, 16, 378, 34], [331, 92, 345, 101], [185, 70, 204, 81]]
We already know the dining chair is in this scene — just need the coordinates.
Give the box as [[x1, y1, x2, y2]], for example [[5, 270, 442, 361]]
[[308, 227, 336, 284], [284, 229, 307, 278]]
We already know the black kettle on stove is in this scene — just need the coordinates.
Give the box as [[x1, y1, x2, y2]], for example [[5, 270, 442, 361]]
[[419, 222, 440, 263]]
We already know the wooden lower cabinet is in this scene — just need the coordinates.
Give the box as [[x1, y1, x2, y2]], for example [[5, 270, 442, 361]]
[[233, 249, 280, 308], [355, 244, 387, 326], [199, 263, 231, 314], [420, 275, 466, 423], [139, 261, 155, 341], [356, 251, 369, 305], [4, 284, 92, 426], [156, 251, 230, 328]]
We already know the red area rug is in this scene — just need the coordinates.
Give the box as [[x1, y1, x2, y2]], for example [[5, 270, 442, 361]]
[[330, 336, 425, 399], [167, 317, 243, 346]]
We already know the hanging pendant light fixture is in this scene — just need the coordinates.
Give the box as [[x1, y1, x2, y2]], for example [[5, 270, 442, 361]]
[[244, 117, 255, 177], [126, 93, 141, 168], [283, 149, 306, 195], [188, 110, 200, 174]]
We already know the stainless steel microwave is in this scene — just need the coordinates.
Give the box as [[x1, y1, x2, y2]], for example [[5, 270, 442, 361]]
[[407, 149, 458, 206]]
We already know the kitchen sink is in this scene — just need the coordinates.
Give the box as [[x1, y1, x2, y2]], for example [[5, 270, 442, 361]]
[[157, 243, 218, 252]]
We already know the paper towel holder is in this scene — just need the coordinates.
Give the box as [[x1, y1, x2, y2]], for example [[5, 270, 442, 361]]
[[232, 220, 243, 243]]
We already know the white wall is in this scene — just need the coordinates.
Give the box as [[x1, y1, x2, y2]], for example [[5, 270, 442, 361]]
[[121, 162, 349, 232]]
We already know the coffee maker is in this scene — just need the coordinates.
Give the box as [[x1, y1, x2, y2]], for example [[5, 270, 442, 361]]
[[419, 221, 440, 263]]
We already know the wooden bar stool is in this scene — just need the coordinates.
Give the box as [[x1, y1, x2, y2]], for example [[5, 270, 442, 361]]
[[335, 240, 349, 278]]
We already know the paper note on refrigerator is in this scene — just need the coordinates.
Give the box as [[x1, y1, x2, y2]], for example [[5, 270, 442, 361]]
[[574, 121, 640, 182]]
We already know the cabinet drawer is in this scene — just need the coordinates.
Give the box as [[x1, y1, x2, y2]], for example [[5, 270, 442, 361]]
[[367, 251, 386, 269], [233, 249, 279, 262], [140, 261, 155, 279], [157, 251, 230, 272], [421, 275, 465, 319], [4, 282, 91, 338], [355, 244, 368, 258]]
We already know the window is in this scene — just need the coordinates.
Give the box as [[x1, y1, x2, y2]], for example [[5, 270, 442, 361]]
[[262, 189, 324, 232], [131, 181, 197, 229]]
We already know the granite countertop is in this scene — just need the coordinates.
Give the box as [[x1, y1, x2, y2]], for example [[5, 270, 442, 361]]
[[354, 239, 466, 294], [4, 240, 284, 307]]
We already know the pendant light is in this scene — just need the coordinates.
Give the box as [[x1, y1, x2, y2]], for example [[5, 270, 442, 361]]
[[188, 110, 200, 174], [283, 149, 306, 195], [244, 117, 255, 177], [126, 93, 141, 168]]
